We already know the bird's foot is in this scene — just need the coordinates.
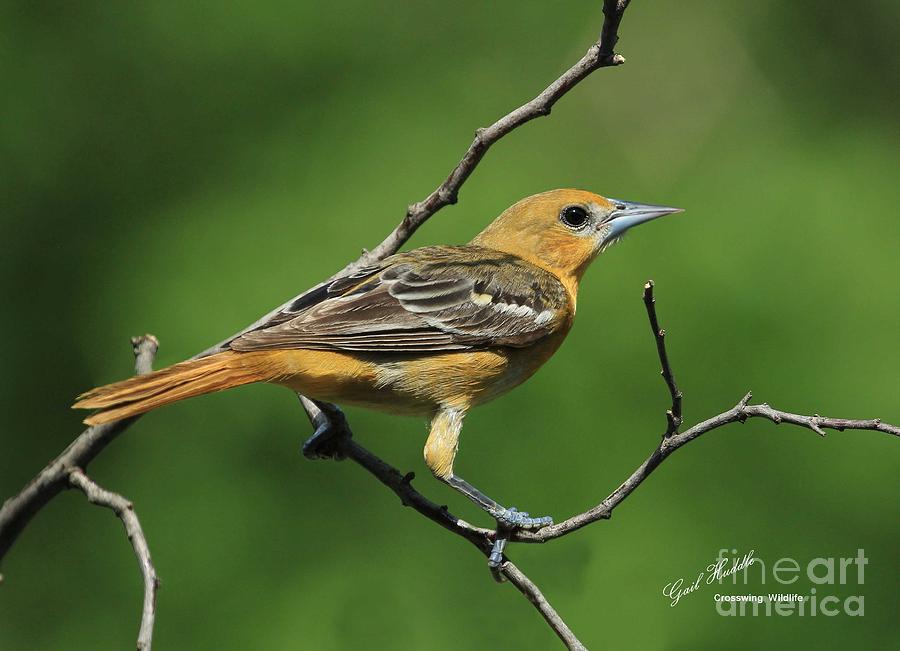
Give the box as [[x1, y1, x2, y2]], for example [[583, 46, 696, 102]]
[[442, 474, 552, 575], [487, 508, 553, 578], [302, 421, 346, 460], [488, 536, 508, 574], [489, 505, 553, 530], [300, 399, 351, 461]]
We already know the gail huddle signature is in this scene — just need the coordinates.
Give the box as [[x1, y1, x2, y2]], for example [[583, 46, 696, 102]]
[[662, 550, 757, 607]]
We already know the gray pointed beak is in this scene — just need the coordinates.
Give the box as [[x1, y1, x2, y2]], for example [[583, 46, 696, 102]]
[[602, 199, 683, 242]]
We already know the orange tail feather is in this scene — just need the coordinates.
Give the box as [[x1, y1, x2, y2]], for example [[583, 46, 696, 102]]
[[73, 351, 278, 426]]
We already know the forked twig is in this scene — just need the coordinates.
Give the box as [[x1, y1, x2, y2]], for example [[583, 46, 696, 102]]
[[0, 336, 159, 649], [68, 468, 159, 651], [298, 281, 898, 648]]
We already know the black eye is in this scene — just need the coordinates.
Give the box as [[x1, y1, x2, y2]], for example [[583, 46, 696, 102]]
[[560, 205, 589, 229]]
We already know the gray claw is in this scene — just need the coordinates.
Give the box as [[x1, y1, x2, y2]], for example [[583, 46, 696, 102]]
[[488, 537, 507, 570], [491, 506, 553, 530], [300, 397, 350, 460], [302, 422, 346, 460]]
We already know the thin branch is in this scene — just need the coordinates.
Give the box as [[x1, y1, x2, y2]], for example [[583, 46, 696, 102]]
[[350, 6, 629, 274], [599, 0, 632, 62], [643, 281, 683, 436], [197, 0, 634, 358], [298, 377, 898, 647], [0, 336, 159, 649], [501, 561, 587, 651], [68, 468, 159, 651], [297, 282, 899, 554], [296, 397, 587, 650], [510, 325, 899, 544], [0, 335, 158, 560], [297, 396, 493, 548]]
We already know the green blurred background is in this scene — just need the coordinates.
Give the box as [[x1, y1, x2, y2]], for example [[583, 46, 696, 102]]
[[2, 1, 898, 649]]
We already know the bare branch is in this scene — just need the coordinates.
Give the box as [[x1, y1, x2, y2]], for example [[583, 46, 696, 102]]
[[643, 281, 683, 436], [0, 335, 158, 561], [298, 395, 493, 548], [0, 336, 160, 649], [599, 0, 632, 63], [68, 468, 159, 651], [197, 0, 635, 357], [294, 281, 897, 642], [296, 396, 586, 650], [501, 561, 587, 651], [302, 272, 894, 554], [349, 12, 630, 275], [511, 347, 898, 544]]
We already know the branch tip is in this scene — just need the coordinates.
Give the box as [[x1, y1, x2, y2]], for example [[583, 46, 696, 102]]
[[808, 419, 827, 437], [642, 283, 683, 437]]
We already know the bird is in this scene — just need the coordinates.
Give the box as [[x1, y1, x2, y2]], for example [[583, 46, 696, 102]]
[[74, 189, 681, 530]]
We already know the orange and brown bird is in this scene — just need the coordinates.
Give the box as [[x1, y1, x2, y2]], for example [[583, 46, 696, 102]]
[[74, 189, 681, 530]]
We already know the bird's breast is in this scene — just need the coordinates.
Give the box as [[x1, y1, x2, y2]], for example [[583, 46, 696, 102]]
[[371, 320, 573, 412]]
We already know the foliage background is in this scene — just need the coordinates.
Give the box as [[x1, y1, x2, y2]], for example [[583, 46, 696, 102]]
[[1, 1, 898, 649]]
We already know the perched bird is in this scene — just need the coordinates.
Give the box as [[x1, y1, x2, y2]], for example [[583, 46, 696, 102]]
[[74, 189, 681, 529]]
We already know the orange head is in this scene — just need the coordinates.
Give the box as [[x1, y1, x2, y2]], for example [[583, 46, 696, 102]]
[[471, 188, 682, 290]]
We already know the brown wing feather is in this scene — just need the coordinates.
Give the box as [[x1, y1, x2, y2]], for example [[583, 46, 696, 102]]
[[229, 246, 570, 353]]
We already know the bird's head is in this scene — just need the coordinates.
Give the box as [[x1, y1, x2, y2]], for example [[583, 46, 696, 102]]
[[472, 188, 682, 288]]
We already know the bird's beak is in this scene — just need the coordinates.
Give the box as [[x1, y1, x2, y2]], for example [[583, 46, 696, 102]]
[[601, 199, 683, 243]]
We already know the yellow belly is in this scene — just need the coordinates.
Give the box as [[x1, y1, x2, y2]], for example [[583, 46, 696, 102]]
[[271, 330, 568, 416]]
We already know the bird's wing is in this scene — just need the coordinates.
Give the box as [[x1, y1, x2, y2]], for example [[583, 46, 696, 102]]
[[228, 246, 570, 353]]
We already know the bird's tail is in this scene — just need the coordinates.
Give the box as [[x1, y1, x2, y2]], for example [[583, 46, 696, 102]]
[[73, 351, 279, 426]]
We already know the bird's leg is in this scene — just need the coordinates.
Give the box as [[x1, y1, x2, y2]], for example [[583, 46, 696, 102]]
[[298, 395, 351, 460], [445, 475, 552, 529], [425, 408, 553, 531]]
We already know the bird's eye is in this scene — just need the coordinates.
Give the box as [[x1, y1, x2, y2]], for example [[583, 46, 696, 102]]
[[560, 206, 589, 230]]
